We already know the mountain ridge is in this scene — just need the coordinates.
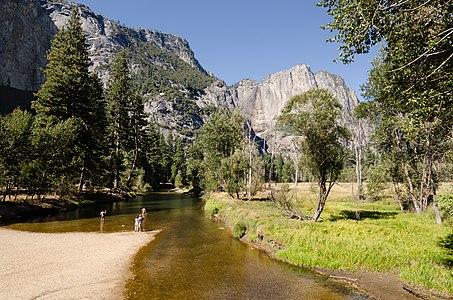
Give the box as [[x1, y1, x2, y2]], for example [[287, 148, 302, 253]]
[[0, 0, 369, 153]]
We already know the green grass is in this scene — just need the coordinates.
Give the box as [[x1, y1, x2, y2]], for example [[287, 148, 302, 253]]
[[204, 190, 453, 296]]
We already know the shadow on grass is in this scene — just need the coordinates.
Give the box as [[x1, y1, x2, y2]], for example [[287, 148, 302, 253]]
[[328, 210, 398, 221], [438, 234, 453, 267]]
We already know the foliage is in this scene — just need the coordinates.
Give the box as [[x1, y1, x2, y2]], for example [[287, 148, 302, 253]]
[[105, 50, 132, 189], [219, 150, 248, 199], [438, 193, 453, 222], [278, 88, 350, 221], [365, 157, 391, 200], [170, 137, 187, 186], [0, 109, 33, 200], [187, 109, 245, 194], [318, 0, 453, 222], [28, 117, 82, 195], [32, 8, 106, 192], [187, 109, 265, 197], [233, 222, 247, 238], [265, 153, 297, 184]]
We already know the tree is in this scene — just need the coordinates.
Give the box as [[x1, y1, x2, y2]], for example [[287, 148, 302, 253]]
[[318, 0, 453, 223], [278, 88, 350, 221], [358, 53, 450, 222], [219, 150, 248, 199], [0, 109, 33, 200], [143, 121, 170, 189], [105, 50, 132, 190], [125, 92, 147, 187], [27, 117, 81, 198], [190, 109, 245, 193], [33, 8, 105, 192], [171, 137, 187, 186]]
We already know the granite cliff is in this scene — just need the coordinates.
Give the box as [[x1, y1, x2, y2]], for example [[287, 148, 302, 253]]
[[0, 0, 205, 92], [199, 65, 370, 155], [1, 0, 369, 156]]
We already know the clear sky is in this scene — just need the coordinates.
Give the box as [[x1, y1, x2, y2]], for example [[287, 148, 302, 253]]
[[75, 0, 376, 100]]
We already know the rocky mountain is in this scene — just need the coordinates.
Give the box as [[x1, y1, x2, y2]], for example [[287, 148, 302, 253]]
[[1, 0, 221, 140], [199, 65, 370, 154], [0, 0, 205, 91], [1, 0, 369, 156]]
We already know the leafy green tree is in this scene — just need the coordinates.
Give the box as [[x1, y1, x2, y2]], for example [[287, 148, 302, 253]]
[[278, 88, 350, 221], [219, 150, 248, 199], [358, 54, 450, 222], [274, 154, 284, 183], [32, 8, 105, 192], [161, 133, 173, 183], [318, 0, 452, 223], [281, 158, 295, 183], [0, 109, 33, 200], [189, 109, 245, 193], [27, 117, 81, 198]]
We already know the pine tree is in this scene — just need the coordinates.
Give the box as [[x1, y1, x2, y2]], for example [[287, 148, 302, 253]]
[[32, 8, 105, 192], [171, 137, 186, 185], [105, 50, 132, 190], [34, 9, 92, 121], [125, 92, 147, 187], [143, 121, 164, 189]]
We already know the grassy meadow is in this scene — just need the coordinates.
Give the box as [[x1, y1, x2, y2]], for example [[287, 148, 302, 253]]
[[204, 182, 453, 296]]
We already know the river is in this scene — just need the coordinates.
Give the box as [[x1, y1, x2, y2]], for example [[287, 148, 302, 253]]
[[6, 193, 369, 299]]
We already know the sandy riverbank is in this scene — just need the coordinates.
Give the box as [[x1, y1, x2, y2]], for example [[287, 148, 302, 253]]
[[0, 228, 159, 300]]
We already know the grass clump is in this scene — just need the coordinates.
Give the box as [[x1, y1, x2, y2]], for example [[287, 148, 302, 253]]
[[204, 186, 453, 296]]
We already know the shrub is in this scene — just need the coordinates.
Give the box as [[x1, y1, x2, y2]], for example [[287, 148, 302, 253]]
[[233, 223, 247, 238], [438, 193, 453, 221]]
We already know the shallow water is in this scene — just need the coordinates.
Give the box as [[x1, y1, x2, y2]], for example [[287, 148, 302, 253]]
[[7, 193, 369, 299]]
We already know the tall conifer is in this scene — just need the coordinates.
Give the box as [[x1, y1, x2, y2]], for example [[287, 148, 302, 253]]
[[33, 9, 105, 192], [105, 51, 132, 189]]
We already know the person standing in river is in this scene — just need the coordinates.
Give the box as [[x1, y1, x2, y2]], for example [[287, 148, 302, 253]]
[[100, 210, 107, 222], [140, 207, 147, 231]]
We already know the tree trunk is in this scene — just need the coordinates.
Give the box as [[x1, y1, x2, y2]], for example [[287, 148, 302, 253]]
[[392, 181, 405, 211], [403, 162, 422, 213], [312, 181, 327, 221], [78, 161, 85, 193], [113, 128, 120, 190], [354, 141, 363, 198], [433, 198, 442, 225], [126, 150, 138, 188]]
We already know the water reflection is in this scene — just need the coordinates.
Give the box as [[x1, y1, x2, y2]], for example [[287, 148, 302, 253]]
[[100, 219, 104, 232]]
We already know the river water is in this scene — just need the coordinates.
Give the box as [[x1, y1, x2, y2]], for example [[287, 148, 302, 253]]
[[6, 193, 368, 299]]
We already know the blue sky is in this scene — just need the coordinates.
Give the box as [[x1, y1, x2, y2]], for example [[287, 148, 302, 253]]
[[75, 0, 377, 100]]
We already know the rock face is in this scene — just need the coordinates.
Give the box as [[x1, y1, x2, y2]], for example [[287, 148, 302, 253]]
[[0, 0, 205, 92], [0, 0, 57, 91], [199, 64, 370, 153], [1, 0, 369, 155]]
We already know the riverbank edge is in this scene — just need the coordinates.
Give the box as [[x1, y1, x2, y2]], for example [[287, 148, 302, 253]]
[[203, 193, 451, 300], [0, 191, 131, 225]]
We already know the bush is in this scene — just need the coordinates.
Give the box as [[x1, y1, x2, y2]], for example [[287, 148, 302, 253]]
[[438, 193, 453, 221], [233, 223, 247, 238]]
